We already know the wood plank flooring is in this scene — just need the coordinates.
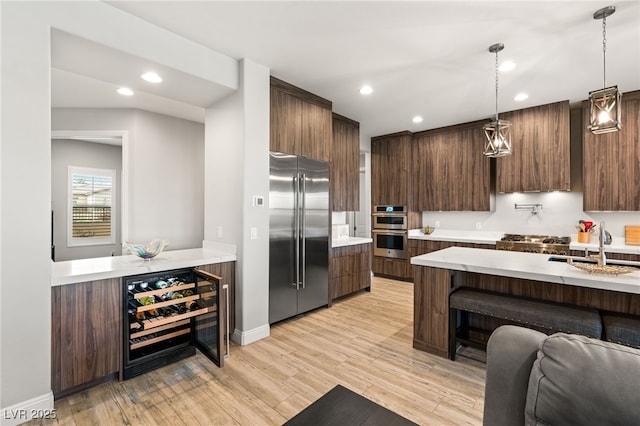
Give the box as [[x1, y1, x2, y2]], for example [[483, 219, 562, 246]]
[[31, 277, 486, 425]]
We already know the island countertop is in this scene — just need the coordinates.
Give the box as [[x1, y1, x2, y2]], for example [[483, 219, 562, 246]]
[[52, 245, 237, 286], [411, 246, 640, 295]]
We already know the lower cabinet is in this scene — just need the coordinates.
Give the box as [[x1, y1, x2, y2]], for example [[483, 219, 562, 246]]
[[51, 278, 121, 399], [371, 240, 495, 282], [371, 256, 412, 281], [409, 239, 495, 258], [330, 244, 371, 301], [570, 251, 640, 263]]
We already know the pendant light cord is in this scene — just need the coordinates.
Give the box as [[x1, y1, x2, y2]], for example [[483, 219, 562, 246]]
[[602, 15, 607, 87], [494, 48, 499, 121]]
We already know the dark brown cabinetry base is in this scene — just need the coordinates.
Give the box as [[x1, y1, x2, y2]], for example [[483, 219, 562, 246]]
[[330, 244, 371, 301], [371, 256, 412, 281], [51, 278, 121, 399]]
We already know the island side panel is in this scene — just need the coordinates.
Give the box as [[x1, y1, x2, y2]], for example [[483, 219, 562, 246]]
[[413, 265, 451, 358]]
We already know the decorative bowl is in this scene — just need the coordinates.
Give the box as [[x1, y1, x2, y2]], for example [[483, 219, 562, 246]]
[[123, 239, 168, 260]]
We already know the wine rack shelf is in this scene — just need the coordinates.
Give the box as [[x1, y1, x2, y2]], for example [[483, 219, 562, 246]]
[[135, 294, 200, 313], [130, 328, 191, 350], [123, 267, 224, 380], [131, 282, 196, 299], [141, 307, 209, 329]]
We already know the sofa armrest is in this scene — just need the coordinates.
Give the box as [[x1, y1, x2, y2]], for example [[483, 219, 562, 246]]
[[482, 325, 546, 426]]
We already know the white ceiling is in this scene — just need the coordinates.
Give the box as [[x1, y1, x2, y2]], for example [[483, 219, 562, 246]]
[[53, 1, 640, 138]]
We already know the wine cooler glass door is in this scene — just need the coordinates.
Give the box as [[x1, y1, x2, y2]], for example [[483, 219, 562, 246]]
[[193, 269, 224, 367]]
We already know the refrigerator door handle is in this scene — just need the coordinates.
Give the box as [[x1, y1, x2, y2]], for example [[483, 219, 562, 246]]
[[294, 173, 300, 289], [300, 173, 306, 289]]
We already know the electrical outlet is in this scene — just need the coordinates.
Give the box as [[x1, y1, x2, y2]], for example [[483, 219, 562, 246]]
[[217, 226, 223, 239], [475, 222, 482, 230], [435, 220, 440, 228], [250, 227, 258, 240]]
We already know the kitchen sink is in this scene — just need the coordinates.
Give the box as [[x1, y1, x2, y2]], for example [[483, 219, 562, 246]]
[[548, 255, 640, 270]]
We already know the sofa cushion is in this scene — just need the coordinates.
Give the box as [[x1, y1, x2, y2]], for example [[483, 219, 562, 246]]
[[525, 333, 640, 426]]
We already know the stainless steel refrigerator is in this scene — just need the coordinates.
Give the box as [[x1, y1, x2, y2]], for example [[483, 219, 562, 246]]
[[269, 152, 329, 324]]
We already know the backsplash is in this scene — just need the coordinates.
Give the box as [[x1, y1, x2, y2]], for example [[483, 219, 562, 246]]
[[421, 192, 639, 237]]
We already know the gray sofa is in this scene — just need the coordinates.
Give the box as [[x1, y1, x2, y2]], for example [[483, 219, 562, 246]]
[[483, 325, 640, 426]]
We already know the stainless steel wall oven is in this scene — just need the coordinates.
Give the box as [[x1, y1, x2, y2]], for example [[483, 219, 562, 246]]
[[372, 205, 408, 259]]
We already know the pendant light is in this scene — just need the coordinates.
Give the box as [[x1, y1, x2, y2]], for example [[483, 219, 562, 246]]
[[483, 43, 512, 157], [588, 6, 622, 134]]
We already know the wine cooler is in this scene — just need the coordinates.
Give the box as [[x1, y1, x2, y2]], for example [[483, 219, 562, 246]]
[[123, 267, 225, 379]]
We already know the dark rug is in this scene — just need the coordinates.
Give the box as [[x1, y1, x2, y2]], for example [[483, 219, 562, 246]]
[[283, 384, 418, 426]]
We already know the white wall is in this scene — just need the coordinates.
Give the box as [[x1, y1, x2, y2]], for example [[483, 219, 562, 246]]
[[51, 139, 123, 261], [205, 59, 271, 344], [1, 2, 52, 414], [129, 110, 204, 249], [52, 108, 205, 251], [0, 1, 237, 418], [421, 192, 640, 238]]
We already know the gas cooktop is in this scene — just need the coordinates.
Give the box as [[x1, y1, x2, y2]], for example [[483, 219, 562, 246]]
[[496, 234, 571, 255]]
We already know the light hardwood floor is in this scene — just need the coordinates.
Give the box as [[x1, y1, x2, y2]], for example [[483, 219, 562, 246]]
[[32, 277, 486, 425]]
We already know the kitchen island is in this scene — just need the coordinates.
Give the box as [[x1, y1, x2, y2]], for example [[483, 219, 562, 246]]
[[410, 247, 640, 358]]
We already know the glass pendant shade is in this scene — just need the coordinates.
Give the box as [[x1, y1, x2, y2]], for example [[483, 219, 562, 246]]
[[483, 119, 512, 157], [588, 85, 622, 134]]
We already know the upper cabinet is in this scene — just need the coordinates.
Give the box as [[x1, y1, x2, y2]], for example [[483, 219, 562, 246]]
[[496, 100, 571, 192], [270, 76, 332, 161], [412, 122, 492, 211], [331, 113, 360, 211], [583, 90, 640, 211], [371, 132, 413, 207]]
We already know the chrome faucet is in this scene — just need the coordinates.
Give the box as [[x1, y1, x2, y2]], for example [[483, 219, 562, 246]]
[[598, 221, 607, 266]]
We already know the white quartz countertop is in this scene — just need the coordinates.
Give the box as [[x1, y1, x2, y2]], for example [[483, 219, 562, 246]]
[[52, 247, 237, 286], [408, 229, 502, 245], [332, 237, 372, 248], [411, 246, 640, 295], [569, 233, 640, 255], [408, 229, 640, 255]]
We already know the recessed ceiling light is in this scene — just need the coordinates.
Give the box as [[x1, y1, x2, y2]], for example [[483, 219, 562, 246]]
[[359, 85, 373, 95], [141, 72, 162, 83], [499, 61, 516, 72], [412, 116, 424, 124], [514, 93, 529, 101], [117, 87, 134, 96]]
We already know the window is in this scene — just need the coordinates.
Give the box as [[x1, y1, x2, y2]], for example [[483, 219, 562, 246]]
[[68, 166, 116, 246]]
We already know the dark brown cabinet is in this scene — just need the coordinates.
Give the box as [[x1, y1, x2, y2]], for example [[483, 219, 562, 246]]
[[412, 123, 491, 211], [51, 278, 121, 398], [371, 132, 413, 207], [408, 239, 495, 279], [331, 113, 360, 211], [497, 100, 571, 192], [371, 256, 412, 281], [270, 76, 332, 162], [582, 90, 640, 211], [329, 243, 371, 301]]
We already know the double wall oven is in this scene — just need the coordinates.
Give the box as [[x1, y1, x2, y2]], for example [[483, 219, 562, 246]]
[[372, 205, 408, 259]]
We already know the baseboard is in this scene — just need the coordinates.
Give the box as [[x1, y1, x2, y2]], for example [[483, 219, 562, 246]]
[[1, 391, 54, 426], [231, 323, 270, 346]]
